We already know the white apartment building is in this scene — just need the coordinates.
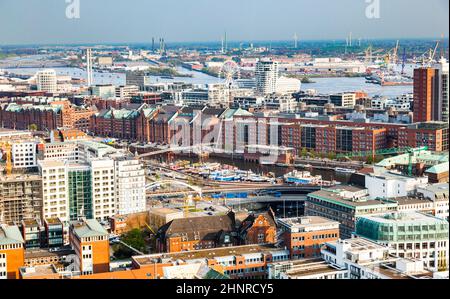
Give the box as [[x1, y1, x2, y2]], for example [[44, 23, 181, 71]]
[[36, 69, 57, 93], [256, 59, 279, 95], [321, 237, 434, 279], [11, 142, 37, 169], [365, 171, 429, 199], [90, 159, 116, 221], [113, 157, 146, 216], [264, 95, 298, 113], [207, 83, 231, 108], [416, 183, 449, 221], [38, 160, 69, 223]]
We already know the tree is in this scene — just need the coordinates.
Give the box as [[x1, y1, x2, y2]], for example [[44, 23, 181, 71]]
[[121, 229, 146, 253], [300, 148, 308, 158], [366, 155, 374, 164], [327, 152, 336, 160], [28, 124, 38, 131]]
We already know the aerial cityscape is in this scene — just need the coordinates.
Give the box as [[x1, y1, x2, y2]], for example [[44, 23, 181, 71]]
[[0, 0, 449, 285]]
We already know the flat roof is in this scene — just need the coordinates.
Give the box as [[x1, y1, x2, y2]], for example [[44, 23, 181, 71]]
[[360, 212, 448, 225], [0, 173, 41, 183], [308, 186, 396, 209], [20, 265, 58, 278], [133, 244, 284, 266], [278, 216, 340, 229], [25, 248, 75, 259]]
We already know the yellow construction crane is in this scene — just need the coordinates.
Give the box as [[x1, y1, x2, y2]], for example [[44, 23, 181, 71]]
[[0, 141, 12, 176]]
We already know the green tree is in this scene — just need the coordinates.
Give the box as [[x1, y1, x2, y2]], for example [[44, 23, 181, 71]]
[[28, 124, 38, 131], [121, 229, 146, 253], [327, 152, 336, 160], [300, 148, 308, 157], [366, 155, 374, 164]]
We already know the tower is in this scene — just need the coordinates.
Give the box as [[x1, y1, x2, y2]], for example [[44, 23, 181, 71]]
[[86, 48, 93, 87]]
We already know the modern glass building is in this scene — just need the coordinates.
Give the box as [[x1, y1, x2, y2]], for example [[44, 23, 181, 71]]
[[356, 212, 449, 272], [68, 165, 93, 221]]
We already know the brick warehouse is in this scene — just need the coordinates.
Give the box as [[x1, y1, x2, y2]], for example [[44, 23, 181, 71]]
[[0, 101, 95, 132]]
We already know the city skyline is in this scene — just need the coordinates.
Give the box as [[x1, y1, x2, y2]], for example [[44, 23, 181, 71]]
[[0, 0, 448, 45]]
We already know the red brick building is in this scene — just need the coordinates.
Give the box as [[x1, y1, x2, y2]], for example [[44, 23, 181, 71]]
[[238, 210, 277, 245], [0, 100, 94, 132], [278, 216, 340, 259]]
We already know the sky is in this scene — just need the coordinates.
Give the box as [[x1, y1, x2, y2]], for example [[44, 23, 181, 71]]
[[0, 0, 448, 45]]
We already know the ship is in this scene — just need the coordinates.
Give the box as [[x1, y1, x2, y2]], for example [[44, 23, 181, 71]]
[[283, 170, 322, 185], [335, 167, 356, 174], [365, 69, 413, 86]]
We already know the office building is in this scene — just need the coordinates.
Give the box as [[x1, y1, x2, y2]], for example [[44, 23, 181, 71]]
[[356, 212, 449, 271], [69, 219, 110, 275], [305, 185, 398, 238], [278, 216, 340, 259]]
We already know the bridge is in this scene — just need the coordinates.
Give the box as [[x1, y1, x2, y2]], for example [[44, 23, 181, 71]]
[[146, 180, 203, 197], [137, 143, 218, 159]]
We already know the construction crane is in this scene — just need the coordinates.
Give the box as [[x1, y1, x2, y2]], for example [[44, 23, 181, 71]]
[[418, 41, 440, 66], [336, 146, 428, 160], [407, 146, 428, 176], [0, 141, 12, 175]]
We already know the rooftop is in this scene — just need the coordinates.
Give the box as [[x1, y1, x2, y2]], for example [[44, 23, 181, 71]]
[[0, 224, 24, 246], [133, 244, 283, 266], [19, 265, 59, 279], [359, 212, 448, 226], [308, 185, 397, 209], [71, 219, 108, 239], [277, 216, 340, 232]]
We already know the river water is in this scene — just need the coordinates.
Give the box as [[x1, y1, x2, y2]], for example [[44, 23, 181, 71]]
[[3, 62, 413, 97]]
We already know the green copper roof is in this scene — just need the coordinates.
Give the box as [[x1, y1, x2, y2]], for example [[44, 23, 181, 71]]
[[0, 225, 25, 245], [426, 162, 449, 174]]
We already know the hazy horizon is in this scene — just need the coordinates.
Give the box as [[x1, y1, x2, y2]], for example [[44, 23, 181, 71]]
[[0, 0, 448, 45]]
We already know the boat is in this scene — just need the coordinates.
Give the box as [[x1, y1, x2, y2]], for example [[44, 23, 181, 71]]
[[335, 167, 356, 174], [283, 170, 322, 185]]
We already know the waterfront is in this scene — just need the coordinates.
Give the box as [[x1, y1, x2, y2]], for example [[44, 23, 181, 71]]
[[2, 56, 414, 97]]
